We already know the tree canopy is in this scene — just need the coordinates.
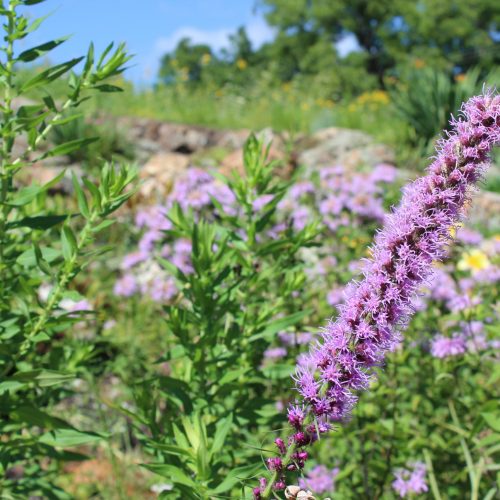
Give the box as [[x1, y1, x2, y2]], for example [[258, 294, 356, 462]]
[[157, 0, 499, 94]]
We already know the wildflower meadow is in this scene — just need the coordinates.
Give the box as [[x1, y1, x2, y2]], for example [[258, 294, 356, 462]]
[[0, 1, 499, 499]]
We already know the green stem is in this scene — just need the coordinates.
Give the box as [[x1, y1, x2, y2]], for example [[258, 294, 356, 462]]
[[11, 96, 76, 167], [448, 400, 478, 500], [0, 1, 17, 260], [261, 441, 297, 499], [17, 210, 98, 357], [423, 449, 443, 500]]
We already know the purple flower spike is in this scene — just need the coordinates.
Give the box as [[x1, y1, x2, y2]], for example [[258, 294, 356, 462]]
[[293, 90, 499, 425], [257, 91, 500, 494]]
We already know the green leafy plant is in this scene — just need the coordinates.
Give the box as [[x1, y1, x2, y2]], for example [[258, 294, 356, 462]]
[[124, 136, 319, 498], [0, 0, 135, 496], [390, 67, 500, 152]]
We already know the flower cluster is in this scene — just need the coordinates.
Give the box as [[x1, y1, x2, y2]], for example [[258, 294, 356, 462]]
[[255, 91, 499, 496], [113, 168, 236, 302], [275, 163, 397, 235], [392, 461, 428, 498]]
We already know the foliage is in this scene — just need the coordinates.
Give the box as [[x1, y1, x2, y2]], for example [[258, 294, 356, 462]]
[[157, 0, 499, 93], [0, 0, 135, 496], [390, 67, 500, 152], [261, 0, 499, 84], [0, 2, 498, 499], [106, 133, 499, 498]]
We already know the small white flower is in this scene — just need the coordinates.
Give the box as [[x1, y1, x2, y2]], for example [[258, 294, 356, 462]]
[[150, 482, 173, 494]]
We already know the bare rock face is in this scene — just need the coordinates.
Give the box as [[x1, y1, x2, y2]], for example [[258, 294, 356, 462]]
[[212, 128, 251, 150], [121, 117, 255, 163], [297, 127, 395, 172], [139, 152, 190, 200]]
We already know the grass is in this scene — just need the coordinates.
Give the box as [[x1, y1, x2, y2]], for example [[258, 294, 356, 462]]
[[90, 82, 410, 142]]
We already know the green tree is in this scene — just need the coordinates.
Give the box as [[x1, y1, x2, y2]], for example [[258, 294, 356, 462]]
[[260, 0, 500, 85], [158, 37, 213, 84], [227, 26, 254, 63]]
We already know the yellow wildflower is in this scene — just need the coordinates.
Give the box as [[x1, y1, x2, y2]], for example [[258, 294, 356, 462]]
[[457, 249, 490, 273], [236, 58, 247, 70]]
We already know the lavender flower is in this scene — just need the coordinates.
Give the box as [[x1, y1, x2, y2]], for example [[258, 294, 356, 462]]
[[370, 163, 398, 183], [392, 462, 428, 498], [257, 92, 500, 496], [278, 331, 313, 347], [144, 276, 177, 303], [298, 465, 339, 494], [456, 227, 483, 245], [264, 347, 288, 360], [138, 229, 163, 253], [121, 250, 149, 270], [431, 334, 466, 358], [253, 194, 275, 212], [289, 181, 315, 199], [114, 274, 138, 297], [326, 287, 344, 307], [135, 205, 172, 231]]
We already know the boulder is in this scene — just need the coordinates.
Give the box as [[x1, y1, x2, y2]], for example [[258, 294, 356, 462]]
[[139, 152, 190, 200], [297, 127, 395, 172]]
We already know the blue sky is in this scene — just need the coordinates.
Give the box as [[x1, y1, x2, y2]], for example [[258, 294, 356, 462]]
[[18, 0, 275, 84]]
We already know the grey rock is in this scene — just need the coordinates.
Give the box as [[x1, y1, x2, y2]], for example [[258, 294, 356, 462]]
[[297, 127, 395, 172]]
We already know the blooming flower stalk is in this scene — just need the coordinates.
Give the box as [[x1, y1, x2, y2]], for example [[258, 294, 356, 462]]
[[255, 91, 500, 497]]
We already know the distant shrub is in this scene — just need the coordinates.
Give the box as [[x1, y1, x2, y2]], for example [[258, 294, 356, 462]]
[[390, 67, 500, 152]]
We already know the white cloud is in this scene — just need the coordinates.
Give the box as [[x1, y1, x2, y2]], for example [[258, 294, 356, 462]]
[[154, 26, 234, 54], [153, 17, 274, 55], [138, 17, 274, 83]]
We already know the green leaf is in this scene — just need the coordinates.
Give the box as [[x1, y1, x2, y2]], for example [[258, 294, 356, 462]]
[[42, 137, 98, 159], [51, 113, 83, 126], [61, 225, 78, 260], [82, 42, 95, 76], [142, 464, 197, 489], [34, 243, 53, 276], [8, 169, 65, 206], [13, 405, 72, 430], [33, 370, 76, 387], [209, 463, 261, 494], [249, 309, 312, 342], [72, 173, 90, 218], [39, 428, 104, 448], [18, 37, 69, 62], [218, 367, 248, 386], [146, 442, 195, 460], [93, 84, 124, 93], [17, 246, 61, 267], [8, 214, 67, 230], [20, 57, 84, 92], [210, 414, 233, 457], [0, 370, 75, 394], [482, 413, 500, 432]]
